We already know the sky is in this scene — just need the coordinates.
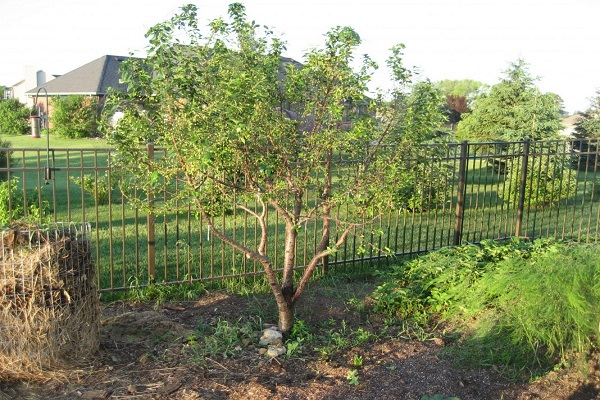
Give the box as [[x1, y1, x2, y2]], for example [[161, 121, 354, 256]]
[[1, 0, 599, 114]]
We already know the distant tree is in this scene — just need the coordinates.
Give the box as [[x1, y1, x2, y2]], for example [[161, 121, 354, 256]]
[[435, 79, 483, 128], [574, 89, 600, 138], [444, 94, 469, 128], [105, 3, 445, 336], [0, 86, 5, 100], [51, 95, 99, 138], [554, 95, 569, 118], [456, 60, 563, 142], [436, 79, 483, 99], [0, 98, 30, 136]]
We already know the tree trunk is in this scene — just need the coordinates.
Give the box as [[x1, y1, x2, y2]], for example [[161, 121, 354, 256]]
[[278, 220, 298, 336], [277, 299, 294, 338]]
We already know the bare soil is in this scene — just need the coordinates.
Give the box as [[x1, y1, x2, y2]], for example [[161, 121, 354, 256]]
[[1, 279, 599, 400]]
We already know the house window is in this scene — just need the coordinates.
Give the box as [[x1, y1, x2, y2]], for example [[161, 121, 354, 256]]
[[2, 87, 13, 100]]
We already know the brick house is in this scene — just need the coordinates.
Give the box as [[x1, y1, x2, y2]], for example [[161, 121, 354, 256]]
[[26, 55, 133, 123]]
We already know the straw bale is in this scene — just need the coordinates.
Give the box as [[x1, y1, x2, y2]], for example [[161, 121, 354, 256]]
[[0, 224, 99, 381]]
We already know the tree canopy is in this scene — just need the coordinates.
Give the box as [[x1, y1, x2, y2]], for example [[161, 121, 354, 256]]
[[434, 79, 484, 128], [105, 3, 445, 334], [456, 59, 563, 141], [435, 79, 483, 99], [574, 89, 600, 138]]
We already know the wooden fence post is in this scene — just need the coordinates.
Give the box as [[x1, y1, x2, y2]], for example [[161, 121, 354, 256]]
[[147, 142, 156, 281], [453, 141, 468, 246], [515, 139, 531, 237]]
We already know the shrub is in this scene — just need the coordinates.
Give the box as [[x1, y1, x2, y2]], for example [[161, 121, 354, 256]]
[[0, 178, 49, 226], [454, 241, 600, 370], [502, 155, 578, 207], [373, 238, 600, 378], [0, 139, 15, 181], [0, 99, 31, 136], [395, 162, 454, 212], [50, 95, 99, 138]]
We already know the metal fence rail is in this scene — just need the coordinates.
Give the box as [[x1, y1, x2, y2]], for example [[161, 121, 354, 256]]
[[1, 138, 599, 292]]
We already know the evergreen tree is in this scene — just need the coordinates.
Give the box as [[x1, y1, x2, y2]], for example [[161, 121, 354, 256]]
[[456, 59, 563, 141]]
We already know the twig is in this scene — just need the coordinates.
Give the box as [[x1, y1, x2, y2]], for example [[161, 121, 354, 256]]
[[206, 357, 232, 373]]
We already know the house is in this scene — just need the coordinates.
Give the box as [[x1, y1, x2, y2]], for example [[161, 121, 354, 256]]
[[21, 54, 307, 130], [560, 114, 583, 137], [7, 66, 57, 107], [26, 55, 133, 118]]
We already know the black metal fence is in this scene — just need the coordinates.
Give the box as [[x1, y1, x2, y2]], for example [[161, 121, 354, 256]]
[[1, 138, 599, 292]]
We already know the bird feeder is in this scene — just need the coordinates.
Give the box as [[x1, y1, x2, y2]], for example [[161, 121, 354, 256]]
[[30, 115, 41, 138]]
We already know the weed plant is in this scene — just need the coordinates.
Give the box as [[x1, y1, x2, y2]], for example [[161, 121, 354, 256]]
[[0, 178, 49, 225], [346, 369, 360, 385], [314, 319, 378, 359], [190, 317, 259, 359], [123, 279, 208, 305], [372, 238, 531, 319]]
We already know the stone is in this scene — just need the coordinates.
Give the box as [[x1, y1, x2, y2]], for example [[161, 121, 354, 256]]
[[259, 328, 283, 346], [266, 344, 287, 358]]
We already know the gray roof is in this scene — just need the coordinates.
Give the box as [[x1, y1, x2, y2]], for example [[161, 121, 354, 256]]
[[26, 55, 133, 96], [26, 54, 300, 97]]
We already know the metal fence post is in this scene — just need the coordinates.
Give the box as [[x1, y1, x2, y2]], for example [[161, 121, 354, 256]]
[[515, 139, 531, 237], [453, 141, 468, 245], [147, 142, 156, 280]]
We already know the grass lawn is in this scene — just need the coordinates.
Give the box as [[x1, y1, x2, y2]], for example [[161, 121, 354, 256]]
[[1, 137, 599, 292], [4, 134, 111, 149]]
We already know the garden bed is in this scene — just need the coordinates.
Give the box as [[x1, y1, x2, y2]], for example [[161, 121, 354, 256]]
[[1, 279, 598, 400]]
